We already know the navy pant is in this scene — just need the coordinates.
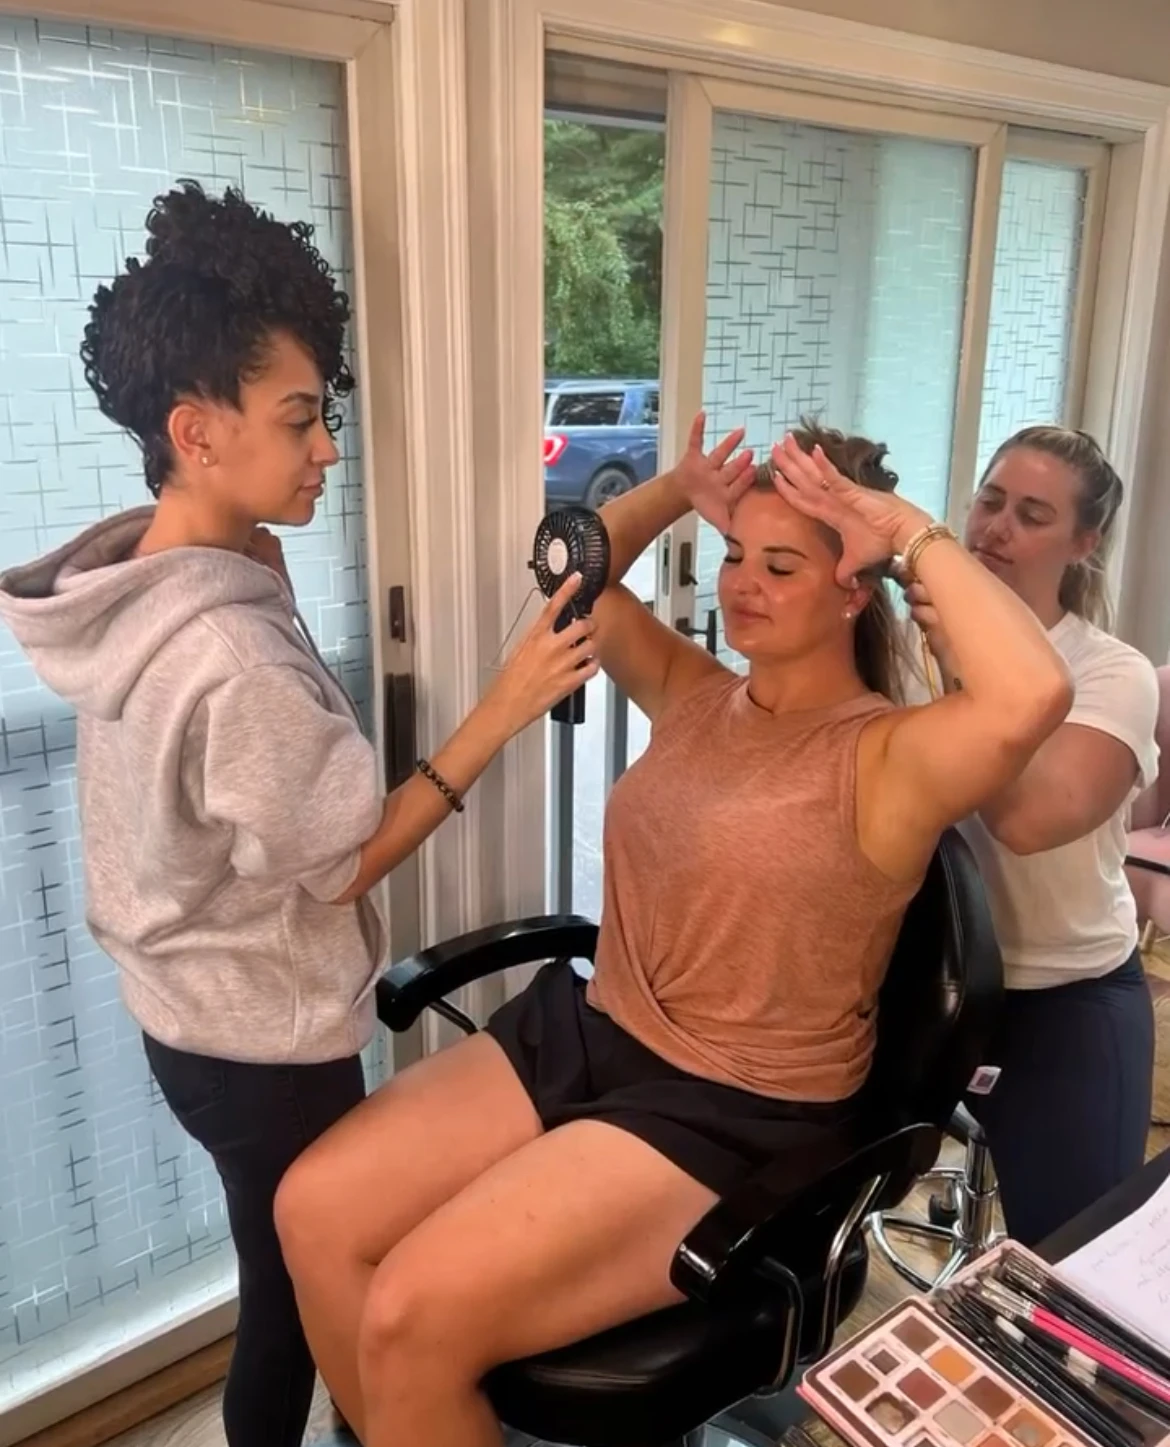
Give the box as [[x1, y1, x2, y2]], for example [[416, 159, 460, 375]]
[[968, 951, 1154, 1247], [145, 1035, 366, 1447]]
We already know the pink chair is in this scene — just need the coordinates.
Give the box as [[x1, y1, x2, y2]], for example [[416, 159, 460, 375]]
[[1125, 665, 1170, 949]]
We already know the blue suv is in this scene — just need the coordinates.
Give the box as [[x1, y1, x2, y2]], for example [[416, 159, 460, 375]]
[[543, 379, 660, 509]]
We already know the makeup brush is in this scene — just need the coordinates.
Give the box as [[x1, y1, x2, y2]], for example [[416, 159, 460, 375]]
[[973, 1278, 1170, 1412], [939, 1294, 1141, 1447], [999, 1256, 1170, 1382], [948, 1289, 1143, 1446], [941, 1310, 1133, 1447], [1014, 1320, 1170, 1433]]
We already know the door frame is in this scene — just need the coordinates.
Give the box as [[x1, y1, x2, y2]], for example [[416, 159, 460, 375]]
[[469, 0, 1170, 926], [0, 0, 473, 1437], [657, 76, 1008, 651]]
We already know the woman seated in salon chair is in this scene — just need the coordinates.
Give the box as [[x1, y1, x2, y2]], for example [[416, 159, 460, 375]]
[[903, 427, 1159, 1247], [275, 417, 1073, 1447]]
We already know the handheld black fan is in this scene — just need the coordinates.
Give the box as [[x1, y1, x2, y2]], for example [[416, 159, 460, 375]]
[[530, 506, 611, 725]]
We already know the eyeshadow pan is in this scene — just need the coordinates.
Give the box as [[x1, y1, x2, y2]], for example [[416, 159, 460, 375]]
[[869, 1393, 916, 1434], [900, 1369, 946, 1410], [966, 1375, 1015, 1420], [935, 1401, 983, 1445], [832, 1360, 880, 1403], [929, 1345, 975, 1386], [1005, 1410, 1054, 1447], [893, 1315, 938, 1353], [983, 1434, 1014, 1447], [868, 1347, 902, 1375]]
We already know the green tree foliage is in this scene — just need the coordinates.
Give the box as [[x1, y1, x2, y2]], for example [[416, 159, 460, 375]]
[[544, 120, 664, 379]]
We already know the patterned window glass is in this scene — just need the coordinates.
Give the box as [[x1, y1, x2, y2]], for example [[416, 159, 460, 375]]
[[0, 17, 376, 1406], [976, 158, 1087, 477], [694, 113, 975, 666]]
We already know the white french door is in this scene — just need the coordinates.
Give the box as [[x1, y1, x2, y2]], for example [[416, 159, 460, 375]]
[[659, 77, 1109, 660], [0, 0, 471, 1437]]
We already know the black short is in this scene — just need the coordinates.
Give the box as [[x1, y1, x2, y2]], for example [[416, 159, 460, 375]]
[[484, 961, 858, 1197]]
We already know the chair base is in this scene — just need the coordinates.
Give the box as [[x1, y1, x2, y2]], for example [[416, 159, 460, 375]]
[[867, 1162, 1003, 1292]]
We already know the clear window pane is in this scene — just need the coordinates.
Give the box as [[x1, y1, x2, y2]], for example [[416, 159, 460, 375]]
[[0, 18, 376, 1406], [976, 157, 1087, 476], [542, 108, 664, 916], [549, 391, 625, 426], [696, 114, 975, 665]]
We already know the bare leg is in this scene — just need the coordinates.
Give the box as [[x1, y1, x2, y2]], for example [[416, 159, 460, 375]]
[[275, 1033, 540, 1438], [355, 1119, 718, 1447]]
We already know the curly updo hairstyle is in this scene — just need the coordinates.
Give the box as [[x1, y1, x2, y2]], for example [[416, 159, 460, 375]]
[[80, 180, 355, 497], [754, 420, 912, 703]]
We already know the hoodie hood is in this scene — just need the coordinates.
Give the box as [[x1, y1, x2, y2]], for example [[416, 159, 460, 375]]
[[0, 508, 288, 720]]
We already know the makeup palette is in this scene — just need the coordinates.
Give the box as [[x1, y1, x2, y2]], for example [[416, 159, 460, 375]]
[[803, 1299, 1113, 1447], [800, 1242, 1170, 1447]]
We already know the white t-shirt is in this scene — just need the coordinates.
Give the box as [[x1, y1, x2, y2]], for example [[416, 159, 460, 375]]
[[903, 613, 1159, 990]]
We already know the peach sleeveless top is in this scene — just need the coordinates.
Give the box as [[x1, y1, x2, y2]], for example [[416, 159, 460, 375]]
[[587, 673, 919, 1102]]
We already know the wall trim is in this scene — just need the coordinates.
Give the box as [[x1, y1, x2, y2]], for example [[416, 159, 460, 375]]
[[1, 1296, 235, 1447], [386, 0, 483, 953], [541, 0, 1170, 129], [474, 0, 1170, 922]]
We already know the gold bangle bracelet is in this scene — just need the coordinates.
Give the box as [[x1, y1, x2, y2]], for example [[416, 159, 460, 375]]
[[901, 522, 957, 583]]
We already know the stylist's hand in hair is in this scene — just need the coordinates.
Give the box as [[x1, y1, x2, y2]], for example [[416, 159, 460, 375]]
[[770, 433, 929, 586], [484, 573, 600, 731], [673, 412, 756, 533], [904, 580, 960, 684]]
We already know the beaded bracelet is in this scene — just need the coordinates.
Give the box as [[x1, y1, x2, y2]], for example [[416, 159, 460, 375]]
[[416, 758, 465, 814]]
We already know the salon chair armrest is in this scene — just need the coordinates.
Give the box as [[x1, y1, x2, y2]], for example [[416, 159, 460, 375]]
[[672, 1116, 940, 1305], [375, 915, 599, 1033]]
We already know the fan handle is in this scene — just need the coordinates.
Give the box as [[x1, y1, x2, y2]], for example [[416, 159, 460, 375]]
[[551, 606, 588, 725], [552, 688, 586, 726]]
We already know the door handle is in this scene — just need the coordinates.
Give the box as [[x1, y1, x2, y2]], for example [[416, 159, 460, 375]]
[[675, 609, 718, 655], [677, 540, 699, 588], [383, 672, 416, 788]]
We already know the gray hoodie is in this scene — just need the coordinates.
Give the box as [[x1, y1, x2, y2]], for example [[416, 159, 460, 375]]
[[0, 508, 386, 1064]]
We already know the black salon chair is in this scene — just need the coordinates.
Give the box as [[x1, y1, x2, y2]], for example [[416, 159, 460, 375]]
[[374, 828, 1003, 1447]]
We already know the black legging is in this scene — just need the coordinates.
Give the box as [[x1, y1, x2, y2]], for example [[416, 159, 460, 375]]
[[967, 950, 1155, 1246], [145, 1035, 366, 1447]]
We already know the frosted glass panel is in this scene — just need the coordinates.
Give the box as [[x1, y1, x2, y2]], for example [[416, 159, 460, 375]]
[[696, 113, 974, 665], [0, 18, 376, 1405], [976, 158, 1087, 477]]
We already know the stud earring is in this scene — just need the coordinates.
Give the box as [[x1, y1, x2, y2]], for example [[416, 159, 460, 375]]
[[200, 453, 211, 467], [843, 608, 854, 620]]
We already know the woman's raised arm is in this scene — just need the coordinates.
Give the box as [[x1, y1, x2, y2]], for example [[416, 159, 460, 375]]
[[589, 414, 754, 721], [770, 435, 1073, 883]]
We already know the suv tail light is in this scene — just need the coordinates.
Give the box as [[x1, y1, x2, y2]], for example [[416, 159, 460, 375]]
[[543, 434, 568, 467]]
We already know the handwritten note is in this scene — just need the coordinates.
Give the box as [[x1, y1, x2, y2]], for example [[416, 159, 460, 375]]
[[1056, 1172, 1170, 1352]]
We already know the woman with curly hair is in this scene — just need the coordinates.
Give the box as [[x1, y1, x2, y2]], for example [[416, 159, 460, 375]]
[[0, 180, 630, 1447]]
